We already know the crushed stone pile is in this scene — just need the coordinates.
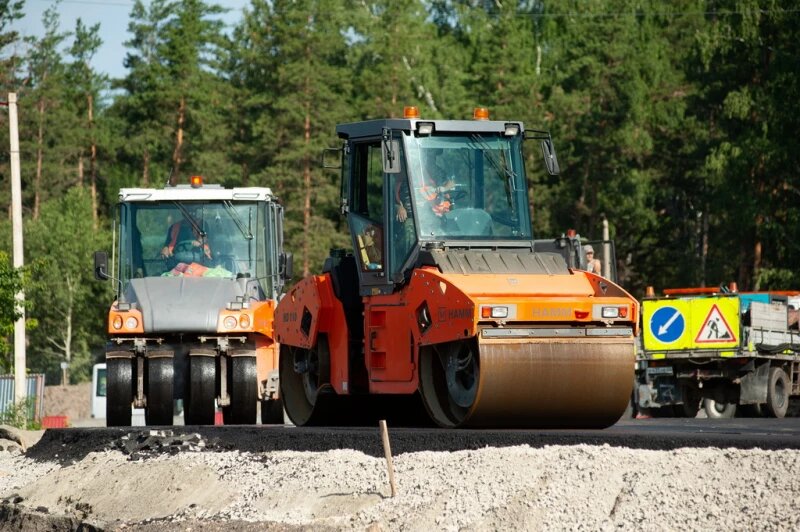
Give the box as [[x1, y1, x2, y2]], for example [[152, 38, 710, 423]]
[[0, 429, 798, 531]]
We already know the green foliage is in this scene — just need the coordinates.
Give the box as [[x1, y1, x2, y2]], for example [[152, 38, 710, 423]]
[[25, 188, 111, 384], [1, 0, 798, 373], [0, 396, 42, 431]]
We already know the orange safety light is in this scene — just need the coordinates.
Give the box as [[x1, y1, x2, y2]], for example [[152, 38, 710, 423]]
[[404, 106, 420, 119], [473, 107, 490, 120], [190, 175, 203, 188]]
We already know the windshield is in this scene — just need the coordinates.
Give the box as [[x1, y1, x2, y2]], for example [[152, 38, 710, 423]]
[[118, 200, 276, 294], [403, 133, 532, 241]]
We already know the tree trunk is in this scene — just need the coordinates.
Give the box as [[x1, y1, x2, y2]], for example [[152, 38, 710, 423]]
[[302, 101, 312, 277], [171, 95, 186, 184], [77, 155, 84, 187], [34, 98, 45, 220], [88, 93, 98, 229], [143, 149, 150, 186]]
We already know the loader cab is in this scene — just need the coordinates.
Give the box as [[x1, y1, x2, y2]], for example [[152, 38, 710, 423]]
[[336, 107, 557, 296]]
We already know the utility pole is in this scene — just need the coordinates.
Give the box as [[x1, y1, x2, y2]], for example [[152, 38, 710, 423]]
[[6, 93, 26, 405]]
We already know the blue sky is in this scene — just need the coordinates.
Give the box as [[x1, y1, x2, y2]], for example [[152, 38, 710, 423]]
[[16, 0, 251, 80]]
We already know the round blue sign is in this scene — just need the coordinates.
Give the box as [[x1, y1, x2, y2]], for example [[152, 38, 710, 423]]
[[649, 306, 685, 344]]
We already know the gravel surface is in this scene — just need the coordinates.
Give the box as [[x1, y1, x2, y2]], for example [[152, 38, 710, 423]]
[[1, 427, 799, 531]]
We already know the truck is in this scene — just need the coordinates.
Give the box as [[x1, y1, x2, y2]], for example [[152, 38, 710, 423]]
[[273, 106, 639, 428], [94, 176, 292, 426], [635, 284, 800, 418]]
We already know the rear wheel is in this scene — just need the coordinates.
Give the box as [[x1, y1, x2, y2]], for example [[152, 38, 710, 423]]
[[222, 356, 257, 425], [184, 354, 216, 425], [144, 357, 174, 426], [703, 397, 737, 419], [766, 367, 789, 418], [107, 358, 133, 427]]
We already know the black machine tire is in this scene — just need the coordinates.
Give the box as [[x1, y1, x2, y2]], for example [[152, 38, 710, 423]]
[[184, 355, 216, 425], [222, 356, 257, 425], [766, 366, 790, 418], [279, 338, 331, 427], [260, 398, 284, 425], [107, 358, 134, 427], [144, 357, 174, 426], [703, 397, 737, 419], [419, 340, 479, 427]]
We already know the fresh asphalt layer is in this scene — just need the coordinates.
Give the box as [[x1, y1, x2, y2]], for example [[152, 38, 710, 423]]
[[26, 418, 800, 464]]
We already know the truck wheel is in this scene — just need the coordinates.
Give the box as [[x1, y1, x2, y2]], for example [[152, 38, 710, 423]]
[[703, 397, 736, 419], [678, 386, 701, 418], [107, 358, 133, 427], [766, 367, 789, 418]]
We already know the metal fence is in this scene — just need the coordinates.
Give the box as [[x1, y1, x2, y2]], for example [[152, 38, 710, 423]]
[[0, 374, 45, 422]]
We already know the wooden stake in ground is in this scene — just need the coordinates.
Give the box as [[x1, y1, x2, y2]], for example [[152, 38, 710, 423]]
[[379, 419, 398, 497]]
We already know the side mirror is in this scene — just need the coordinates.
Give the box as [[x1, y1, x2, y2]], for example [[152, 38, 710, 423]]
[[94, 251, 109, 281], [321, 147, 342, 169], [540, 139, 560, 176], [279, 252, 294, 281]]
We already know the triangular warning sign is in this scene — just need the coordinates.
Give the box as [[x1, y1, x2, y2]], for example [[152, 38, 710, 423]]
[[695, 304, 737, 343]]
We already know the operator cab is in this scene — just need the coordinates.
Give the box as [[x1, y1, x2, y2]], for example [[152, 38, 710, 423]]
[[334, 106, 559, 295]]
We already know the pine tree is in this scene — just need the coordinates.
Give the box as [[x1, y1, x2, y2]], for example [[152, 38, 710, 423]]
[[66, 19, 108, 228]]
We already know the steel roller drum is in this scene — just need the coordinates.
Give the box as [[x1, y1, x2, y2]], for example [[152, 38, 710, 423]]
[[420, 337, 635, 428]]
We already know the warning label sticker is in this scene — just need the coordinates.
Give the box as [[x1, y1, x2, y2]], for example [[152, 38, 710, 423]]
[[694, 304, 737, 344]]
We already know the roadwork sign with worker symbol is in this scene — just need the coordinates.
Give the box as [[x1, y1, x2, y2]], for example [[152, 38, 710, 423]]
[[695, 304, 736, 343], [643, 296, 740, 351]]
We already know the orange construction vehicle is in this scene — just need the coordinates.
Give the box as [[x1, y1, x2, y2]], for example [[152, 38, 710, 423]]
[[94, 177, 292, 426], [274, 107, 639, 428]]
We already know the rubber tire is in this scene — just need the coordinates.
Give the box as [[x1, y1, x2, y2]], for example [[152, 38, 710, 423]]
[[260, 398, 284, 425], [223, 357, 257, 425], [107, 358, 133, 427], [703, 397, 737, 419], [766, 367, 790, 418], [144, 357, 174, 426], [184, 356, 216, 425]]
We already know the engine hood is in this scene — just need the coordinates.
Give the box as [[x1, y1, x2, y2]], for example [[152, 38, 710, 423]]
[[124, 277, 248, 333]]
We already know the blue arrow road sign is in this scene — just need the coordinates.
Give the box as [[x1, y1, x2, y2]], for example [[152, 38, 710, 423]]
[[649, 306, 685, 343]]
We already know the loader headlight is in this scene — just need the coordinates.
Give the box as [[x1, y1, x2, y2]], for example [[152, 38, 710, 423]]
[[112, 316, 123, 330], [223, 316, 238, 329], [125, 316, 138, 330]]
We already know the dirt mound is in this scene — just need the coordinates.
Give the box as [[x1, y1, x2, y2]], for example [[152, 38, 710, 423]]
[[43, 383, 92, 423]]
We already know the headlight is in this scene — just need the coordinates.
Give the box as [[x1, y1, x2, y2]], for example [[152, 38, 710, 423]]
[[223, 316, 238, 329], [481, 306, 508, 319], [124, 316, 138, 329], [601, 307, 620, 319], [112, 316, 123, 330], [239, 314, 251, 328]]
